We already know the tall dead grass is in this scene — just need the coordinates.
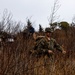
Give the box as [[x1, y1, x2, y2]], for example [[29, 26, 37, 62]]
[[0, 27, 75, 75]]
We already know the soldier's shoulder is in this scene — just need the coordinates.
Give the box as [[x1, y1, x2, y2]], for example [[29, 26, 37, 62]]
[[35, 36, 46, 45], [36, 36, 45, 41], [51, 38, 56, 42], [34, 36, 45, 49], [39, 36, 46, 42]]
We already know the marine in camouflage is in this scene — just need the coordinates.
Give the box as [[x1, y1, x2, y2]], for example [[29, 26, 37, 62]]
[[34, 36, 64, 57], [30, 27, 66, 57], [32, 27, 66, 57]]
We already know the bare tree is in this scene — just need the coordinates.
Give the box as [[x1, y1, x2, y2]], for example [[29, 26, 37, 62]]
[[48, 0, 60, 30], [0, 9, 13, 32], [11, 21, 22, 34], [0, 9, 22, 35]]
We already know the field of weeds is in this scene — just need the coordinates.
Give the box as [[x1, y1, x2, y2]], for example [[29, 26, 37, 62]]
[[0, 27, 75, 75]]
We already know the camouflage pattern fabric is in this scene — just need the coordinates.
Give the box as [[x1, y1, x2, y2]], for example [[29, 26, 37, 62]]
[[33, 36, 64, 57]]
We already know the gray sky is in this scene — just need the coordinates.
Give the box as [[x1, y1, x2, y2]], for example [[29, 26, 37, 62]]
[[0, 0, 75, 29]]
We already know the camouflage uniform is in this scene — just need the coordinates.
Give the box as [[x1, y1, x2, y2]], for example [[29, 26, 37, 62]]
[[33, 28, 64, 57], [34, 37, 64, 57]]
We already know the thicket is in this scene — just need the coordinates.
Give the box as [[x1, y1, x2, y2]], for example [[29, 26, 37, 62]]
[[0, 25, 75, 75], [0, 10, 75, 75]]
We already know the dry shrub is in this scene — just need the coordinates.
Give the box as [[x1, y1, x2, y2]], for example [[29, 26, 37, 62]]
[[0, 27, 75, 75]]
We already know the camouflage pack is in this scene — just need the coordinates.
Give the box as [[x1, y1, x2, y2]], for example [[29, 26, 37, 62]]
[[34, 36, 45, 50]]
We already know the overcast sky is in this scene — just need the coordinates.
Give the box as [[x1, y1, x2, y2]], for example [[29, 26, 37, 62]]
[[0, 0, 75, 29]]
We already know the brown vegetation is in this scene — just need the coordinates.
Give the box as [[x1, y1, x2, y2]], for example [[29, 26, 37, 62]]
[[0, 26, 75, 75]]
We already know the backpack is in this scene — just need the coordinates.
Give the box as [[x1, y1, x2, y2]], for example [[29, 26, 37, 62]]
[[29, 36, 45, 55], [34, 36, 45, 50]]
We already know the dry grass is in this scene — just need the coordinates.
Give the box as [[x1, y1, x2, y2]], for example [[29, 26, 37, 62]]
[[0, 27, 75, 75]]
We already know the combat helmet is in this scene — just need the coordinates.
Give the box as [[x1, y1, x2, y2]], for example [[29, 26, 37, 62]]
[[45, 27, 53, 33]]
